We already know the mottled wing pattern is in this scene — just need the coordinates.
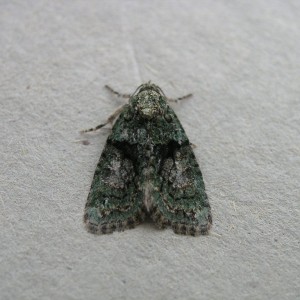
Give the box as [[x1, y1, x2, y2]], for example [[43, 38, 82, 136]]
[[151, 143, 212, 236], [84, 142, 145, 234], [84, 83, 212, 236]]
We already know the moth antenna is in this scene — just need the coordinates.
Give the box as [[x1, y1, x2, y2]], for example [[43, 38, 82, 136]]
[[167, 93, 193, 103], [105, 85, 131, 98]]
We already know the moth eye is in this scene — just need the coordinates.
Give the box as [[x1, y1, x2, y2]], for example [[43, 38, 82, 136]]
[[164, 113, 172, 123]]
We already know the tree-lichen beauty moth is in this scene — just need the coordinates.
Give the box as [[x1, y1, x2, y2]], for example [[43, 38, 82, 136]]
[[82, 83, 212, 236]]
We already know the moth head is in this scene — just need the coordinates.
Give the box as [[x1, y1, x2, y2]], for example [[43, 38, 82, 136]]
[[130, 82, 167, 120]]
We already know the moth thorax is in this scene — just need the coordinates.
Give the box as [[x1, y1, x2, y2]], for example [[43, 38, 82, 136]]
[[137, 91, 162, 120]]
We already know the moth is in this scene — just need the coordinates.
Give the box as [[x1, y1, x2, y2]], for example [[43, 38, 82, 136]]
[[83, 83, 212, 236]]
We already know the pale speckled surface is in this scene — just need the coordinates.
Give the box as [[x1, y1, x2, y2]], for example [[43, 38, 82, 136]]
[[0, 1, 299, 299]]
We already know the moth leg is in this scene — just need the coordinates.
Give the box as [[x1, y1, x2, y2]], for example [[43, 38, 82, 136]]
[[105, 85, 131, 98], [81, 104, 126, 133], [167, 93, 192, 103]]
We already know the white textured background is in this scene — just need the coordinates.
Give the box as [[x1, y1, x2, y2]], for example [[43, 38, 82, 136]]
[[1, 1, 299, 299]]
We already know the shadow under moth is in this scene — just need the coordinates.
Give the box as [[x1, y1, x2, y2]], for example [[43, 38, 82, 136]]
[[83, 83, 212, 236]]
